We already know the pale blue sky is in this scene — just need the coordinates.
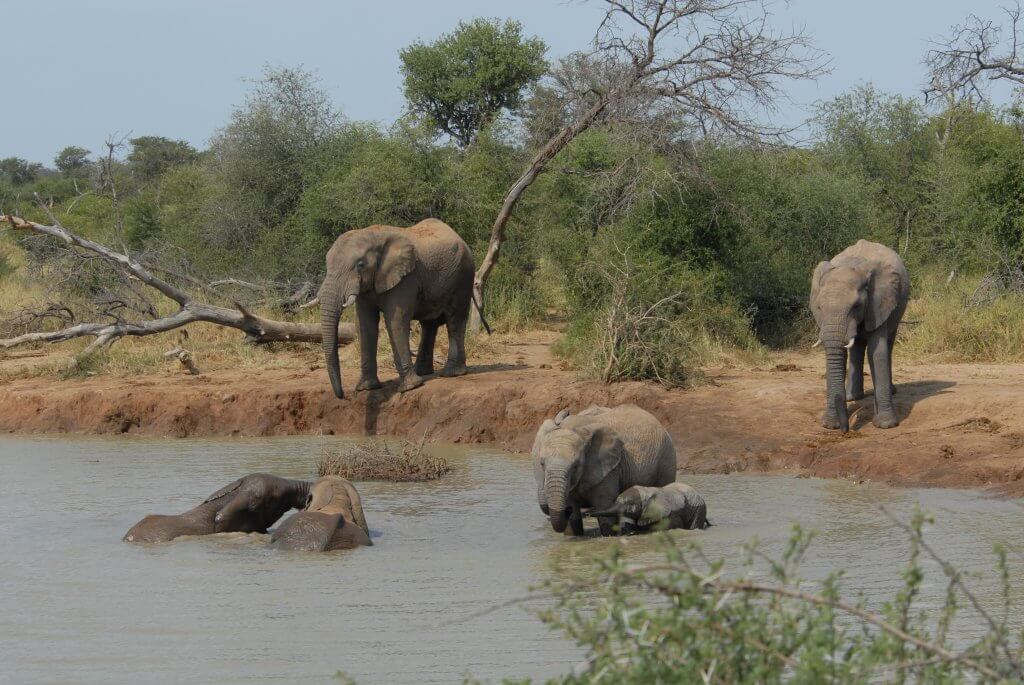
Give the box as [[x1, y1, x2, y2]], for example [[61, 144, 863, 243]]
[[4, 0, 1017, 163]]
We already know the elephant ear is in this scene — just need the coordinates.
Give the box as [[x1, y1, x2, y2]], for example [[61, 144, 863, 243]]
[[569, 426, 624, 495], [809, 261, 832, 327], [374, 235, 416, 294], [865, 264, 903, 331], [553, 408, 571, 425]]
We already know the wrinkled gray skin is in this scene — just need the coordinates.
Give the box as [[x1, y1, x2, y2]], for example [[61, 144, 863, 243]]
[[271, 476, 371, 552], [591, 482, 709, 534], [123, 474, 310, 543], [532, 404, 677, 536], [810, 240, 910, 432], [320, 219, 475, 398]]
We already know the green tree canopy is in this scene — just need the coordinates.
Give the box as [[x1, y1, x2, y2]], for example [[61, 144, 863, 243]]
[[0, 157, 44, 186], [399, 18, 547, 147], [54, 146, 92, 177], [127, 136, 199, 183]]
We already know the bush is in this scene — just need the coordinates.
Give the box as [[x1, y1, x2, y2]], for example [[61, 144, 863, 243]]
[[537, 510, 1021, 684], [317, 435, 451, 482]]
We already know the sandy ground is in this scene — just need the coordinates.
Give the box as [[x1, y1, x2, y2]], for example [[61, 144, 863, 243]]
[[2, 332, 1024, 496]]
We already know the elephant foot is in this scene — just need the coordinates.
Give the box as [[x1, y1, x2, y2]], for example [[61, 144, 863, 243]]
[[355, 377, 383, 391], [597, 517, 619, 537], [846, 389, 865, 401], [414, 362, 435, 376], [821, 412, 842, 430], [873, 410, 899, 429], [398, 373, 425, 393], [439, 363, 468, 378]]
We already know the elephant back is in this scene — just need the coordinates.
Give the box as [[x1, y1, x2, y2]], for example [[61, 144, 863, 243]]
[[574, 404, 677, 488]]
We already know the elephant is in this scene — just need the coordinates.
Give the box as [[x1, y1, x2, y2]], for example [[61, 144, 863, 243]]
[[590, 482, 709, 534], [319, 218, 477, 399], [532, 404, 678, 536], [123, 473, 310, 543], [270, 476, 372, 551], [810, 239, 910, 432]]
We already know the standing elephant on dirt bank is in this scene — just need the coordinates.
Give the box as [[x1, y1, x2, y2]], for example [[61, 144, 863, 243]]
[[810, 239, 910, 432], [319, 219, 477, 399], [532, 404, 678, 536], [123, 474, 311, 543]]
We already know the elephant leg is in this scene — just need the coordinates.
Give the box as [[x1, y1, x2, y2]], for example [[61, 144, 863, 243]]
[[355, 300, 382, 391], [888, 326, 899, 394], [439, 308, 468, 377], [867, 329, 898, 429], [597, 516, 619, 537], [846, 337, 866, 401], [415, 319, 440, 376], [384, 308, 423, 392], [568, 508, 585, 537]]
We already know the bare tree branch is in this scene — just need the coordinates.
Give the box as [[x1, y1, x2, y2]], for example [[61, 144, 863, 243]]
[[0, 213, 355, 356]]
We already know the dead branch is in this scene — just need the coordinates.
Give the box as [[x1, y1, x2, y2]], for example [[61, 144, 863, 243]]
[[471, 0, 824, 330], [0, 212, 355, 356], [163, 346, 200, 375]]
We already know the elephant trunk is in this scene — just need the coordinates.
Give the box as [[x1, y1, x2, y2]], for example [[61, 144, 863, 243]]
[[825, 347, 849, 433], [321, 280, 344, 399], [545, 466, 569, 533]]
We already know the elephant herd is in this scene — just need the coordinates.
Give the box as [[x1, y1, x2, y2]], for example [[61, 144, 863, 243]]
[[315, 219, 903, 436], [123, 404, 709, 550]]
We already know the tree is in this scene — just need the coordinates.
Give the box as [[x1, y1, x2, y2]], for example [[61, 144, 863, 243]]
[[926, 3, 1024, 104], [54, 146, 92, 178], [471, 0, 824, 327], [0, 157, 44, 186], [399, 18, 548, 147], [127, 136, 198, 183]]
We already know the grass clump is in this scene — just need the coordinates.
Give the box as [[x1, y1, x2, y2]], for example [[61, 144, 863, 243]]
[[317, 435, 451, 482]]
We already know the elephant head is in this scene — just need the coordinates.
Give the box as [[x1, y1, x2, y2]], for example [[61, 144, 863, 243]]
[[534, 423, 624, 533], [810, 256, 902, 432], [590, 486, 647, 523], [320, 229, 416, 398], [305, 475, 369, 535]]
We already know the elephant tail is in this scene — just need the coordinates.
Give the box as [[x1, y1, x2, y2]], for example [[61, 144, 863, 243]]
[[472, 291, 492, 336]]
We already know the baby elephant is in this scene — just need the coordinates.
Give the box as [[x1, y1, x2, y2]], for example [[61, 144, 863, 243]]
[[124, 473, 311, 543], [591, 482, 709, 534], [271, 476, 372, 552]]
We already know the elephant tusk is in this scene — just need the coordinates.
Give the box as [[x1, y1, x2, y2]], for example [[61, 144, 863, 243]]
[[341, 294, 357, 308], [811, 338, 822, 348], [844, 338, 856, 350]]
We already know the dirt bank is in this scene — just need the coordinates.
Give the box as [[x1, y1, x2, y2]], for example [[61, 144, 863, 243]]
[[3, 333, 1024, 496]]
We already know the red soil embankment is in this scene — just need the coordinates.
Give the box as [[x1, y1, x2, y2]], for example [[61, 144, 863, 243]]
[[3, 333, 1024, 496]]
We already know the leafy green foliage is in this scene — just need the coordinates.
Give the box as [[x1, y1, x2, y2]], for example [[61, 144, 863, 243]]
[[536, 512, 1022, 684], [400, 18, 547, 147], [53, 146, 92, 178], [126, 136, 198, 183]]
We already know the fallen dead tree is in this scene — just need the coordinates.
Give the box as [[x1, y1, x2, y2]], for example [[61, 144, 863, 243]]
[[0, 210, 355, 358]]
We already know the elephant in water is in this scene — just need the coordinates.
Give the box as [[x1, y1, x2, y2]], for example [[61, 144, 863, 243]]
[[532, 404, 677, 536], [810, 239, 910, 432], [590, 482, 710, 533], [123, 474, 310, 543], [319, 219, 478, 398], [271, 476, 371, 552]]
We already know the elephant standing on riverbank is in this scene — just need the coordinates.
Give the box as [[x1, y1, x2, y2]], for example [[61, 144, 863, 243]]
[[271, 476, 371, 551], [319, 219, 477, 399], [591, 482, 709, 533], [810, 240, 910, 432], [123, 474, 310, 543], [532, 404, 677, 536]]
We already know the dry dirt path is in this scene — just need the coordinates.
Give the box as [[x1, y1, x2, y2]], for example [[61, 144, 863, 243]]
[[2, 333, 1024, 496]]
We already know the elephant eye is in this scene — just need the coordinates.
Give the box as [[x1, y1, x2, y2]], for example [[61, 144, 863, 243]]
[[356, 258, 366, 269]]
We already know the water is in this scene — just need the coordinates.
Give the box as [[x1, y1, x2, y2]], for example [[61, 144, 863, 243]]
[[2, 436, 1023, 684]]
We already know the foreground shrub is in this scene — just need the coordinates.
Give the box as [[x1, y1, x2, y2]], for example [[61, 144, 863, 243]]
[[317, 435, 451, 482], [536, 509, 1020, 684]]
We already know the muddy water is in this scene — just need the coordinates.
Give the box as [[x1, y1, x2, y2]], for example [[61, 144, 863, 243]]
[[2, 436, 1023, 685]]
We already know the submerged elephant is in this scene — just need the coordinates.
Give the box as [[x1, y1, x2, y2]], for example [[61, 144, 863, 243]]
[[590, 482, 709, 533], [810, 239, 910, 432], [270, 476, 371, 552], [319, 218, 477, 399], [123, 474, 311, 543], [532, 404, 677, 536]]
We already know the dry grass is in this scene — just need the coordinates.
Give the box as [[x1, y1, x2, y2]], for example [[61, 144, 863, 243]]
[[316, 435, 451, 482]]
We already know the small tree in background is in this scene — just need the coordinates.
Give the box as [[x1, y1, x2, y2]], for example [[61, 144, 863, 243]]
[[399, 18, 548, 148], [54, 146, 92, 179], [127, 136, 198, 183]]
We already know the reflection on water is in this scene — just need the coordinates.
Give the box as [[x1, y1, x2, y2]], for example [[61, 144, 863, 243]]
[[1, 436, 1022, 684]]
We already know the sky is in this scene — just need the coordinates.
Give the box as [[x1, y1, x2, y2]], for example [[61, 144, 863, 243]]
[[3, 0, 1019, 164]]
